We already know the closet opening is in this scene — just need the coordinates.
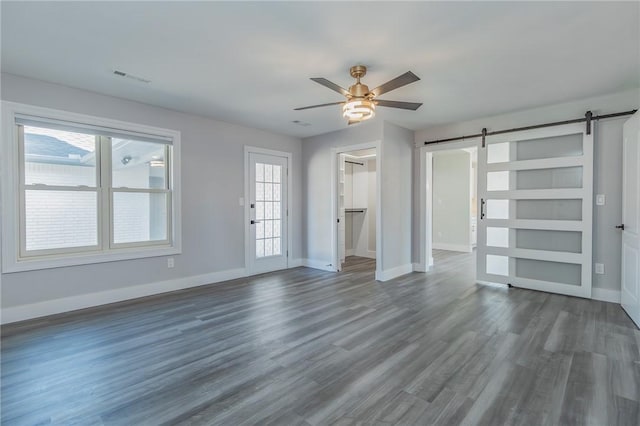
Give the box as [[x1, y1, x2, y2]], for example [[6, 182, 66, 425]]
[[336, 148, 377, 273]]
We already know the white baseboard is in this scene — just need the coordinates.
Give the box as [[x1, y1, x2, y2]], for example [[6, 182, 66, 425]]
[[592, 288, 621, 303], [432, 243, 472, 253], [376, 263, 413, 282], [289, 258, 303, 268], [1, 267, 248, 325], [352, 250, 376, 259], [413, 262, 427, 272], [302, 259, 336, 272], [1, 259, 314, 324]]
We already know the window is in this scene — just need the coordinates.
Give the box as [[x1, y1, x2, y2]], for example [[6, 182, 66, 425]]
[[1, 102, 181, 272]]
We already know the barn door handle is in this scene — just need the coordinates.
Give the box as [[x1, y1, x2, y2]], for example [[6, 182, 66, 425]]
[[480, 198, 486, 219], [616, 224, 625, 230]]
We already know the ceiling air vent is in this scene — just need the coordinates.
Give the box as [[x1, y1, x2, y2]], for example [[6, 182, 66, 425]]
[[112, 69, 151, 84]]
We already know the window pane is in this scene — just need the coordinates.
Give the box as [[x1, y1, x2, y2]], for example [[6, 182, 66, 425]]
[[265, 202, 273, 220], [256, 221, 264, 239], [273, 202, 281, 219], [487, 142, 509, 164], [273, 238, 281, 255], [516, 258, 581, 286], [516, 199, 582, 221], [265, 220, 273, 238], [265, 238, 273, 256], [486, 199, 509, 219], [515, 133, 583, 161], [256, 163, 264, 181], [486, 227, 509, 248], [487, 171, 510, 191], [25, 190, 97, 251], [256, 239, 264, 258], [264, 164, 273, 182], [24, 126, 96, 186], [273, 183, 281, 201], [273, 220, 281, 237], [113, 192, 167, 244], [256, 202, 264, 220], [516, 167, 583, 190], [264, 183, 273, 201], [112, 139, 167, 189], [273, 165, 281, 183], [256, 183, 264, 201], [516, 229, 582, 253], [487, 254, 508, 276]]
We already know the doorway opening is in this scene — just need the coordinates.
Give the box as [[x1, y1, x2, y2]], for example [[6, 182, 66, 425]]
[[429, 147, 478, 265], [336, 148, 378, 274]]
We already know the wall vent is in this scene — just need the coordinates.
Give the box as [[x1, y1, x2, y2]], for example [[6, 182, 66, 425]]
[[113, 69, 151, 84]]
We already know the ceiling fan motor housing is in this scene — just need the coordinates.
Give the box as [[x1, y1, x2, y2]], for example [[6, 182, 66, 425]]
[[349, 65, 371, 99]]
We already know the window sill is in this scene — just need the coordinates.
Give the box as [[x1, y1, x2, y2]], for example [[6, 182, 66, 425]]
[[2, 245, 181, 273]]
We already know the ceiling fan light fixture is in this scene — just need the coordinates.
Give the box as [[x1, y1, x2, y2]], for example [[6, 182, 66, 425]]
[[342, 99, 375, 122]]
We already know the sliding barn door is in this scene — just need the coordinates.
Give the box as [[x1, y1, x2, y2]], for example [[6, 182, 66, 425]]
[[477, 123, 593, 298]]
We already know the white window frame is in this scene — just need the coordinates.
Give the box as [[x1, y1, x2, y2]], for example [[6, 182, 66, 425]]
[[1, 101, 182, 273]]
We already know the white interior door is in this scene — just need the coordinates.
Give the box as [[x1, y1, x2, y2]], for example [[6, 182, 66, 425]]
[[248, 152, 288, 274], [477, 123, 593, 298], [621, 112, 640, 327], [337, 154, 346, 270]]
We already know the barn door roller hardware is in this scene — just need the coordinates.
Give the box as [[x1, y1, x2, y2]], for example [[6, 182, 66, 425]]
[[424, 109, 637, 146]]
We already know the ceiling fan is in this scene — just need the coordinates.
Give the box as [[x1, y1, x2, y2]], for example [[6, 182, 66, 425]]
[[295, 65, 422, 125]]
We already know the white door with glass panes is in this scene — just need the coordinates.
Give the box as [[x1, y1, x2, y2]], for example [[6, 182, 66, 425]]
[[477, 122, 593, 298], [248, 153, 288, 274], [621, 112, 640, 327]]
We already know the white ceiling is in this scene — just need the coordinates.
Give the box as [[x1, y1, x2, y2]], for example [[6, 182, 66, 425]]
[[2, 2, 638, 138]]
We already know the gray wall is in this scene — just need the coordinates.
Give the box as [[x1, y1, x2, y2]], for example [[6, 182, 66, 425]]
[[301, 121, 383, 265], [1, 73, 303, 308], [302, 121, 413, 272], [415, 88, 640, 292], [381, 122, 414, 271], [432, 150, 471, 250]]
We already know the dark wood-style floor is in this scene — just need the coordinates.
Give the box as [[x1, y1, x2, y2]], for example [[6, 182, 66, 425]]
[[2, 250, 639, 425]]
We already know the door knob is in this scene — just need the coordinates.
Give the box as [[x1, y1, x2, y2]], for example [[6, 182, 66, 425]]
[[251, 220, 261, 224], [616, 224, 625, 230]]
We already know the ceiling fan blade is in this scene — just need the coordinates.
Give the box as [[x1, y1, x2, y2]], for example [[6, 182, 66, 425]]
[[310, 77, 350, 97], [294, 101, 344, 111], [370, 71, 420, 97], [375, 100, 423, 110]]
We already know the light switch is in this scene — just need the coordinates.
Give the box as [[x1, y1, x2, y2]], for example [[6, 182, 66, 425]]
[[596, 194, 605, 206], [595, 263, 604, 274], [167, 258, 175, 268]]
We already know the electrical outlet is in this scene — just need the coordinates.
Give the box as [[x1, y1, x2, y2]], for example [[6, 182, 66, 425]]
[[596, 194, 606, 206], [167, 258, 175, 268], [595, 263, 604, 274]]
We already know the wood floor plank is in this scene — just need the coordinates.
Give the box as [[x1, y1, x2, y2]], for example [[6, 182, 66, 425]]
[[2, 252, 639, 425]]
